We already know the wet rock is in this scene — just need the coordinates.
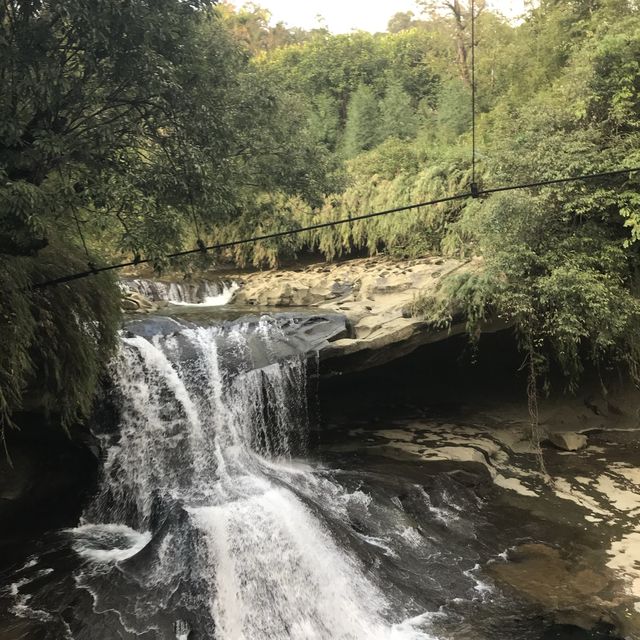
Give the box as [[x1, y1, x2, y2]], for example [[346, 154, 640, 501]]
[[489, 543, 639, 636], [548, 432, 588, 451], [0, 424, 99, 538], [121, 297, 140, 311], [125, 312, 348, 368], [121, 291, 158, 313]]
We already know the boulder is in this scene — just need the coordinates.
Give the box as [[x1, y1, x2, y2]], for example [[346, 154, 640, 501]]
[[121, 290, 157, 313], [127, 291, 156, 310], [548, 431, 588, 451], [121, 298, 140, 311], [489, 542, 636, 634]]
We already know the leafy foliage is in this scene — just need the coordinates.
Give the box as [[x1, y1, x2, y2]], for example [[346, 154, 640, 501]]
[[0, 0, 336, 433], [428, 191, 640, 387], [220, 1, 640, 389], [3, 0, 640, 434], [343, 84, 381, 158], [380, 80, 418, 141], [0, 244, 120, 441], [411, 0, 640, 387]]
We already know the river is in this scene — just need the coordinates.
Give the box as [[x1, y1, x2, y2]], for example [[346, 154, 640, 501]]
[[0, 312, 634, 639]]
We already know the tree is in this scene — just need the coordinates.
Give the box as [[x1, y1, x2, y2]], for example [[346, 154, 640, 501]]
[[342, 84, 381, 158], [435, 79, 471, 141], [308, 94, 341, 149], [387, 11, 418, 33], [1, 0, 215, 259], [263, 32, 389, 122], [380, 79, 417, 140], [426, 5, 640, 394], [0, 0, 336, 436], [216, 2, 307, 53], [0, 0, 222, 438], [384, 29, 441, 104], [417, 0, 486, 85]]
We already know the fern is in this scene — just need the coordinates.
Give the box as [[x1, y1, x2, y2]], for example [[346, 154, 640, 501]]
[[0, 242, 121, 441]]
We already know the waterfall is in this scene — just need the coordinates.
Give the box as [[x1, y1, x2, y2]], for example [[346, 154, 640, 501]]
[[68, 317, 434, 640], [122, 278, 238, 306], [0, 315, 601, 640]]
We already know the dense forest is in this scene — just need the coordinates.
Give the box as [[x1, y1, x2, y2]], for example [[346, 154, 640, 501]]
[[1, 0, 640, 439]]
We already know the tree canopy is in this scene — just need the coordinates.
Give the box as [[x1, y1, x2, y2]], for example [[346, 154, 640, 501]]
[[0, 0, 335, 435], [2, 0, 640, 437], [217, 0, 640, 390]]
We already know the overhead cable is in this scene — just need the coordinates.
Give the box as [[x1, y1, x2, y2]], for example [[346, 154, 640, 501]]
[[29, 166, 640, 290]]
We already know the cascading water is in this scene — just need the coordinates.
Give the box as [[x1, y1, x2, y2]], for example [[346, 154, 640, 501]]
[[66, 318, 437, 639], [122, 278, 239, 306], [3, 314, 557, 640]]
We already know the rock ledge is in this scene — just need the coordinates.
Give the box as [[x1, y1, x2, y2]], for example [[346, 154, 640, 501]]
[[233, 256, 500, 373]]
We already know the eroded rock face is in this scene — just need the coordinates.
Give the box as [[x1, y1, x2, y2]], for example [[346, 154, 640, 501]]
[[233, 256, 500, 373], [0, 424, 99, 538], [119, 256, 499, 370]]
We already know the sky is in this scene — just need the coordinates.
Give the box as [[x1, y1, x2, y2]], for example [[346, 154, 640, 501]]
[[238, 1, 529, 34]]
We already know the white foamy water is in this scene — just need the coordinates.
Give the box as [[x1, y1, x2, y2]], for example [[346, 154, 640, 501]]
[[69, 524, 152, 563], [75, 318, 436, 639], [169, 281, 239, 307], [122, 278, 238, 306], [6, 569, 54, 623]]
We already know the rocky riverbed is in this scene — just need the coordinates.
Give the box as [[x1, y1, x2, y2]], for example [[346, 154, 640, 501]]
[[233, 255, 494, 373], [317, 413, 640, 638], [121, 255, 496, 373]]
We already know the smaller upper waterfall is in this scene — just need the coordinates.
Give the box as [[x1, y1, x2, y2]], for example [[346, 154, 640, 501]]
[[121, 278, 238, 306]]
